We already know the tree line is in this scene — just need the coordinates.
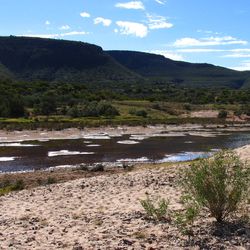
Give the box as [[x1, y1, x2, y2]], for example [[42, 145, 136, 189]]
[[0, 79, 250, 118]]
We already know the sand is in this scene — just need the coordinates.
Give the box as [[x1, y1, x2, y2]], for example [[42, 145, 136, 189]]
[[0, 144, 249, 249], [235, 144, 250, 162]]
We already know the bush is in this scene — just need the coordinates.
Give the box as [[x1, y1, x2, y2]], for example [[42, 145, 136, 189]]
[[140, 195, 170, 221], [83, 101, 119, 117], [0, 178, 25, 196], [11, 179, 25, 191], [46, 177, 57, 185], [218, 110, 228, 119], [129, 109, 148, 118], [0, 94, 25, 118], [181, 150, 249, 222], [174, 195, 200, 236]]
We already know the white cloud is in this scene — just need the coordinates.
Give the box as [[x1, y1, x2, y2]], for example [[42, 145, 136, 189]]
[[21, 31, 88, 39], [223, 53, 250, 58], [115, 1, 145, 10], [197, 30, 220, 35], [45, 20, 50, 25], [149, 50, 184, 61], [155, 0, 166, 4], [60, 25, 70, 30], [176, 48, 250, 54], [116, 21, 148, 38], [174, 36, 248, 47], [230, 48, 250, 53], [225, 49, 250, 58], [147, 14, 173, 29], [233, 61, 250, 71], [94, 17, 112, 27], [80, 12, 90, 18], [22, 34, 58, 39], [60, 31, 88, 37], [177, 48, 225, 53]]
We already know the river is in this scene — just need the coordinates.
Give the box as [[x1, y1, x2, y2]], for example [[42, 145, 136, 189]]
[[0, 130, 250, 173]]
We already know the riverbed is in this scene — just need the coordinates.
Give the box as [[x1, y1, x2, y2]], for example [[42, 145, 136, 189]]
[[0, 125, 250, 173]]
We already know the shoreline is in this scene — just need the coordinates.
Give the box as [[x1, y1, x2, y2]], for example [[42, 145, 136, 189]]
[[1, 123, 250, 143], [0, 143, 249, 187]]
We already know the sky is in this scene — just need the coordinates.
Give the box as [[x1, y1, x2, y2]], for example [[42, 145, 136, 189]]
[[1, 0, 250, 71]]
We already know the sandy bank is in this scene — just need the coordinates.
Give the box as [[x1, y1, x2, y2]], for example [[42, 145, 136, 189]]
[[0, 158, 249, 249], [0, 124, 250, 143], [235, 144, 250, 162]]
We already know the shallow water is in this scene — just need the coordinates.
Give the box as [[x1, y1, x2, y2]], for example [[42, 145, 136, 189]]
[[0, 131, 250, 173]]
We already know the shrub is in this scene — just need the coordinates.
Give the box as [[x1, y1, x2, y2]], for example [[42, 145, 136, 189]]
[[129, 109, 147, 118], [46, 177, 56, 185], [152, 103, 161, 110], [140, 195, 170, 221], [181, 150, 250, 222], [174, 195, 200, 236], [0, 178, 25, 196], [97, 101, 119, 117], [83, 101, 119, 117], [183, 104, 192, 111], [11, 179, 25, 191], [218, 110, 228, 119]]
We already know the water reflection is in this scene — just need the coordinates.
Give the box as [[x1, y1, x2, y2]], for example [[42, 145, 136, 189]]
[[0, 131, 249, 173]]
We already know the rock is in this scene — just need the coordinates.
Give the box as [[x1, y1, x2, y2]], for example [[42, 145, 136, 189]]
[[88, 163, 104, 172], [72, 244, 84, 250], [79, 163, 88, 171], [122, 163, 134, 171], [25, 236, 35, 243], [236, 228, 246, 236], [79, 163, 104, 172], [122, 239, 134, 245]]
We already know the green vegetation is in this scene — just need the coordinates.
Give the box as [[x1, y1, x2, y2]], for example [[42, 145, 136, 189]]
[[0, 36, 250, 127], [140, 195, 170, 221], [218, 110, 228, 119], [181, 150, 250, 222], [138, 151, 249, 241], [0, 78, 250, 125], [46, 177, 57, 185], [0, 179, 25, 196]]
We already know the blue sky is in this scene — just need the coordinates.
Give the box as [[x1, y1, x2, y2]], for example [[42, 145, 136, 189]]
[[1, 0, 250, 70]]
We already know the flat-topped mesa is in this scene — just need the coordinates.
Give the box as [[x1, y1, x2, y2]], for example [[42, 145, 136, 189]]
[[0, 36, 139, 83], [0, 36, 250, 88]]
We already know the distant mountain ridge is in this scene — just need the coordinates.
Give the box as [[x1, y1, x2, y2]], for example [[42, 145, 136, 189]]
[[0, 36, 250, 88], [0, 36, 139, 83], [107, 50, 250, 88]]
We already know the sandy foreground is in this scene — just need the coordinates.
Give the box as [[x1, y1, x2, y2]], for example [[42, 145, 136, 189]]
[[0, 145, 249, 249]]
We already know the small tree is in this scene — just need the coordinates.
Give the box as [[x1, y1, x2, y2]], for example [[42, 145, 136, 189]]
[[181, 150, 249, 222], [218, 110, 228, 119]]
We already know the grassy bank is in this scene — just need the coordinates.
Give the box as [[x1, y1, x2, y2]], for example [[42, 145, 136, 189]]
[[0, 100, 248, 130], [0, 117, 231, 131]]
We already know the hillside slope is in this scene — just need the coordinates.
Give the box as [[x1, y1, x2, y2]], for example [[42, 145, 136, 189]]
[[0, 36, 139, 83], [0, 36, 250, 88], [107, 50, 250, 88]]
